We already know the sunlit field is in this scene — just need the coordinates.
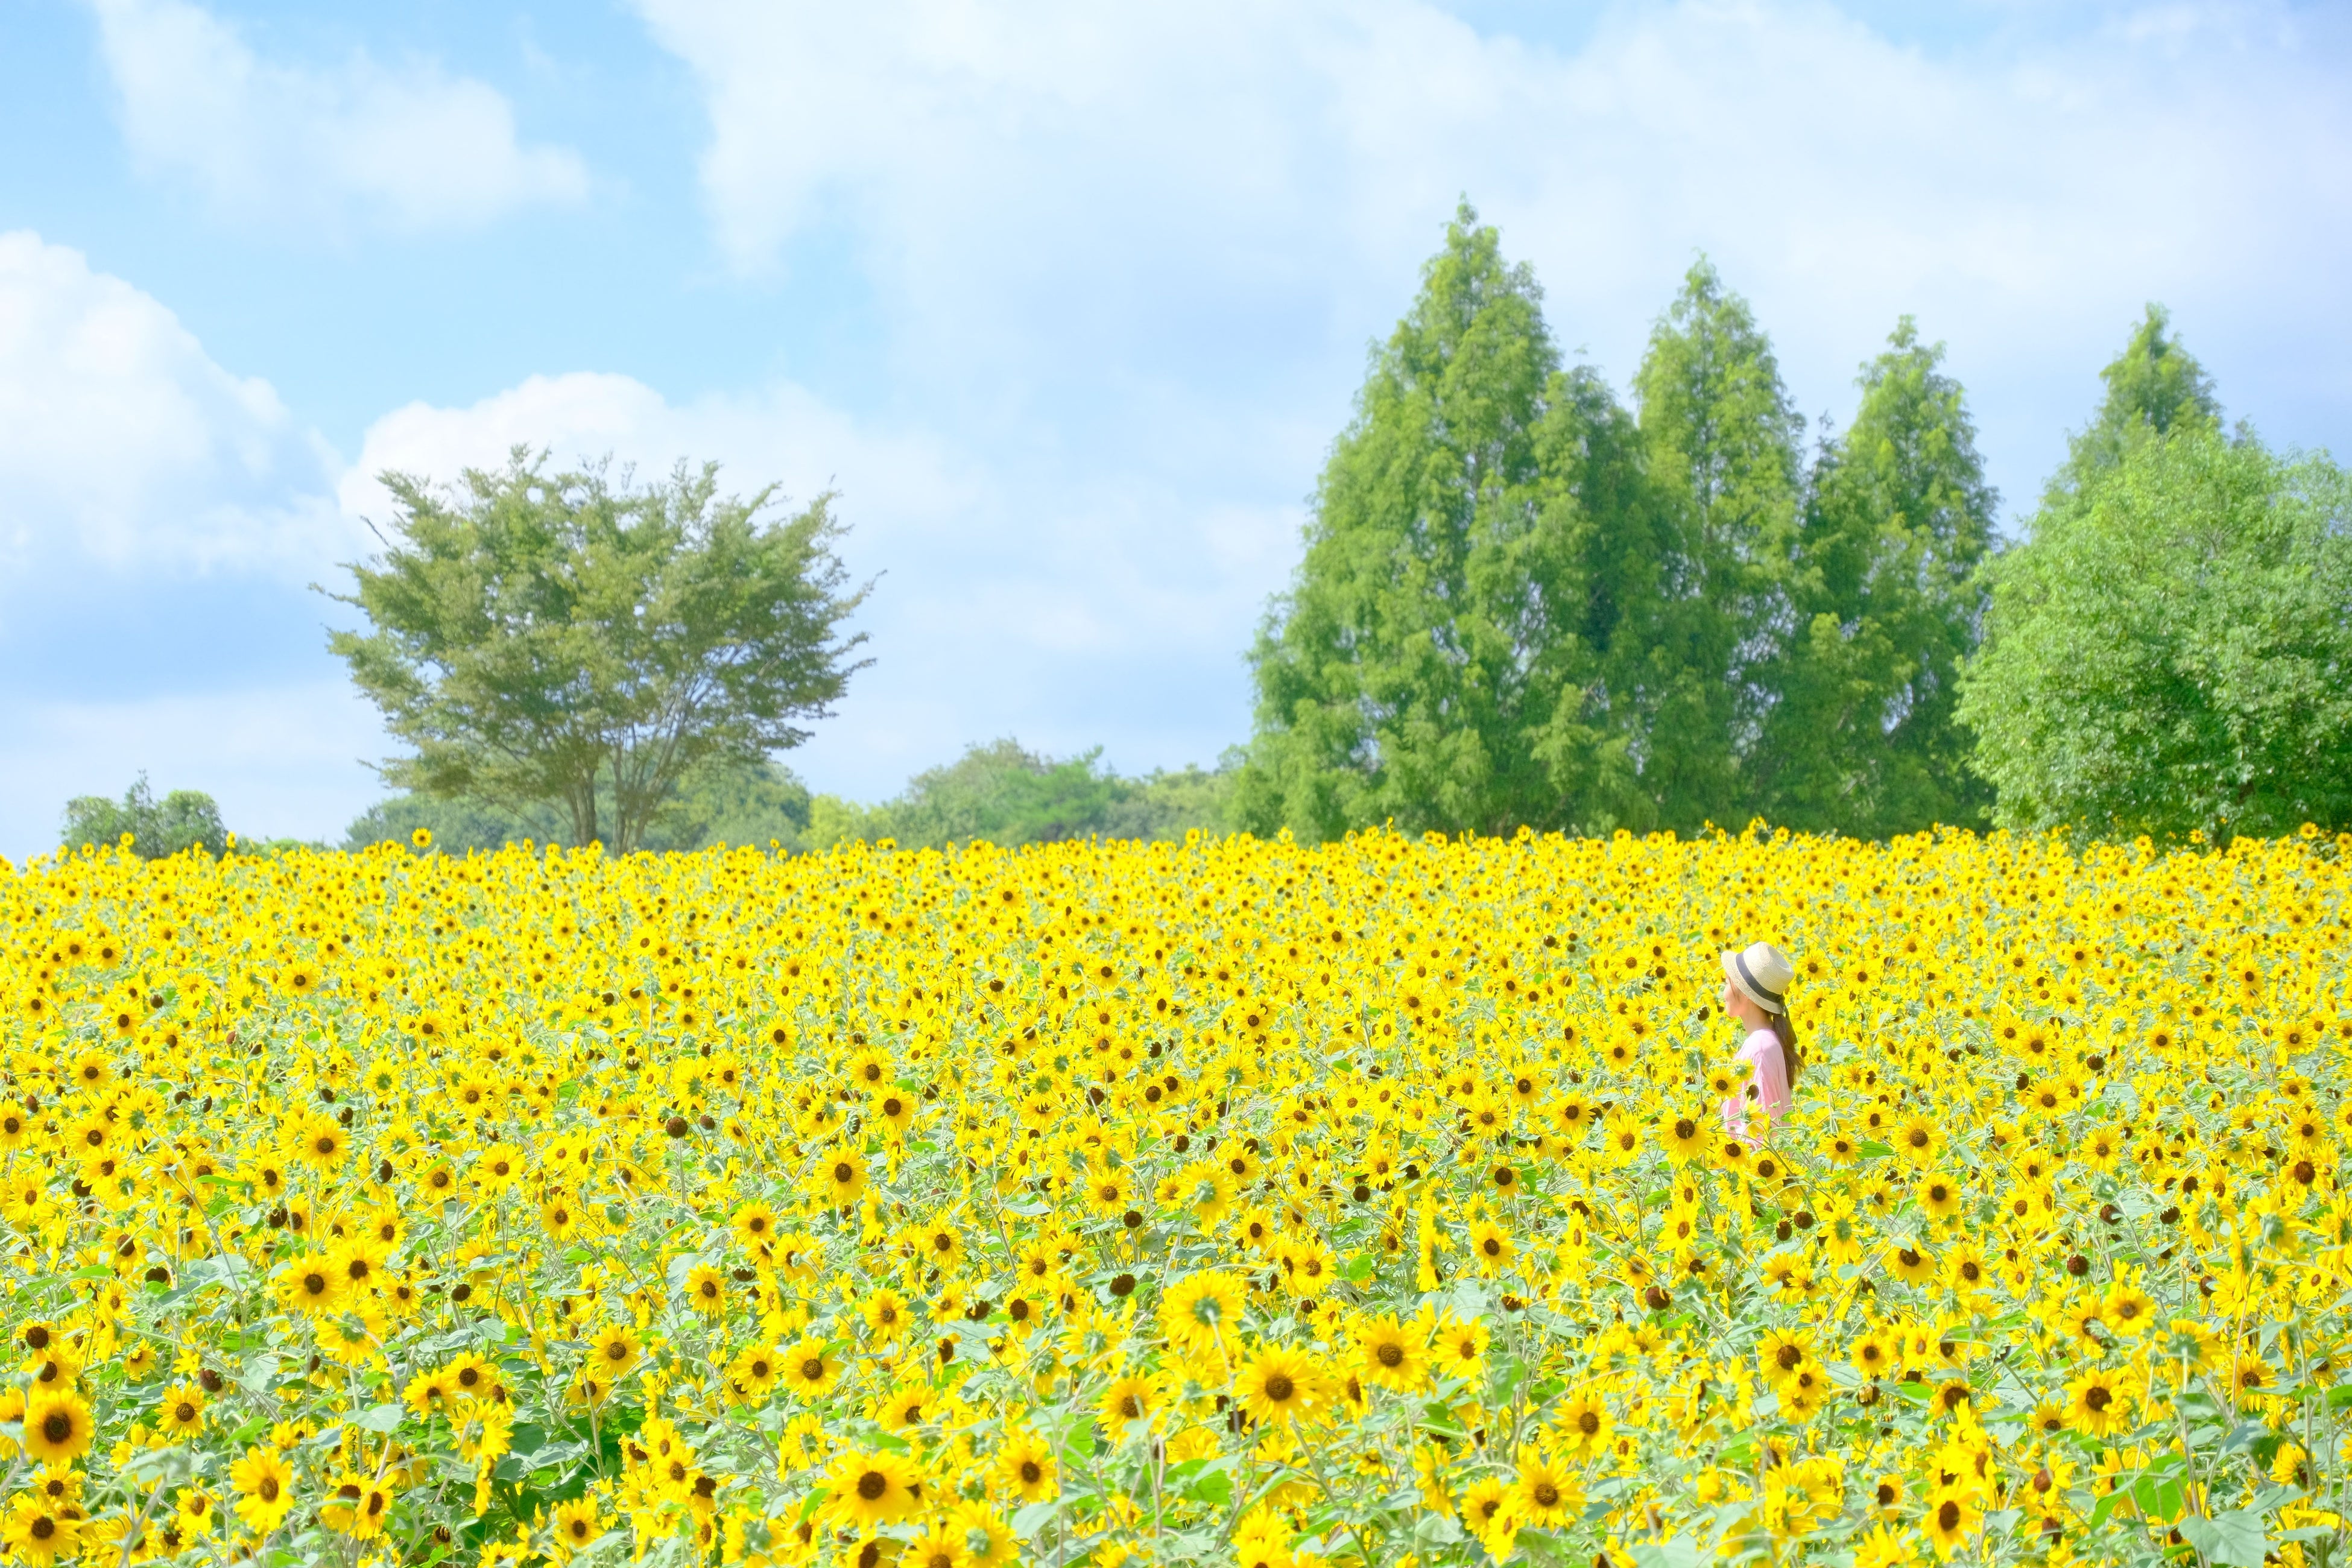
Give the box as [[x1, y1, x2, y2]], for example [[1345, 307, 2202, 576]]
[[1, 825, 2345, 1567]]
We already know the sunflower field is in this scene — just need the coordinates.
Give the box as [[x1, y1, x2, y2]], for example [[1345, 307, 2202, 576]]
[[0, 824, 2347, 1568]]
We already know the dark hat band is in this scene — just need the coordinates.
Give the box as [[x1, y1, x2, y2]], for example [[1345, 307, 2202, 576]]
[[1734, 951, 1785, 1011]]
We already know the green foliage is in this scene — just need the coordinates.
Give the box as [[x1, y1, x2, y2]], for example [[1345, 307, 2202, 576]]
[[1104, 759, 1243, 842], [1241, 217, 2019, 843], [653, 756, 814, 851], [1630, 258, 1806, 828], [885, 739, 1125, 847], [343, 792, 557, 854], [1239, 202, 1655, 841], [328, 447, 867, 853], [60, 775, 234, 858], [826, 741, 1235, 852], [2058, 303, 2222, 489], [1756, 319, 1997, 835], [342, 744, 1228, 858], [1958, 425, 2352, 840]]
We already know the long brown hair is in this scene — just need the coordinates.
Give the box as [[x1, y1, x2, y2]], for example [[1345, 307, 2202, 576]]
[[1770, 1008, 1803, 1090]]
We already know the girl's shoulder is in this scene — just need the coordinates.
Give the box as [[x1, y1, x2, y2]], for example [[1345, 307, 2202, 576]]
[[1735, 1028, 1777, 1061]]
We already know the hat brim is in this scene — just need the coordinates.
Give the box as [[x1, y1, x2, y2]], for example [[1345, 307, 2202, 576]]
[[1721, 950, 1784, 1015]]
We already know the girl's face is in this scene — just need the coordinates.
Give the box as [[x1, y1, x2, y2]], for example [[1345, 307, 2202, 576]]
[[1722, 978, 1760, 1026]]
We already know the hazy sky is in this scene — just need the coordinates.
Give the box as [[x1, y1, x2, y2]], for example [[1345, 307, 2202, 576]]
[[2, 0, 2347, 855]]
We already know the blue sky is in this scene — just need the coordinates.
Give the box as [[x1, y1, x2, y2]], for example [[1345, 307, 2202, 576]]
[[2, 0, 2347, 855]]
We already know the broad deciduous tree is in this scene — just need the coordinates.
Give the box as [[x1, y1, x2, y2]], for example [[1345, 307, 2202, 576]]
[[1960, 422, 2352, 841], [329, 449, 868, 853]]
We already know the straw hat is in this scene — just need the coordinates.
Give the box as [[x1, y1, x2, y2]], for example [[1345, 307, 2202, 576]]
[[1721, 941, 1794, 1016]]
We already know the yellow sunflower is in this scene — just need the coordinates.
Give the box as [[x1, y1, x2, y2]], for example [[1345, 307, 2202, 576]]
[[1234, 1346, 1324, 1427]]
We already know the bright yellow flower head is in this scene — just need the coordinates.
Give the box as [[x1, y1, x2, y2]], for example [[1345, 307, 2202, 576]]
[[823, 1449, 922, 1529]]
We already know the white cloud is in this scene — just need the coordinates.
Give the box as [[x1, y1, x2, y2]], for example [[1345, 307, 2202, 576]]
[[343, 371, 973, 557], [85, 0, 589, 232], [0, 230, 352, 575], [0, 678, 387, 859], [633, 0, 2352, 511]]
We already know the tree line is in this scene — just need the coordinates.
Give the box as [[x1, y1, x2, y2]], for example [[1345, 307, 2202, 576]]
[[56, 203, 2348, 858], [342, 742, 1232, 855], [1238, 204, 2350, 845]]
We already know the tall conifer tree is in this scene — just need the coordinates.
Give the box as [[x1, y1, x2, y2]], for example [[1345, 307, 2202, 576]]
[[2058, 303, 2222, 490], [1238, 205, 1651, 839], [1760, 320, 1997, 832], [1630, 260, 1803, 829]]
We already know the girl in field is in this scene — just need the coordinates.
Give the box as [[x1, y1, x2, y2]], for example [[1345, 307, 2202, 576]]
[[1719, 941, 1800, 1136]]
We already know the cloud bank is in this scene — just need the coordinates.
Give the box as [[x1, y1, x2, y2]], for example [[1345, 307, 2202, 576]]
[[86, 0, 589, 232], [634, 0, 2352, 498], [0, 232, 377, 855], [0, 230, 349, 574]]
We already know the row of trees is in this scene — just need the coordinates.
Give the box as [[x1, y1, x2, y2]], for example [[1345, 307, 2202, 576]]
[[781, 741, 1231, 851], [62, 204, 2343, 857], [346, 742, 1234, 855], [1236, 203, 2350, 844]]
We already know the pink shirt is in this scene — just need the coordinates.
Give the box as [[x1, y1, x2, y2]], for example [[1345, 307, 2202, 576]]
[[1722, 1027, 1791, 1136]]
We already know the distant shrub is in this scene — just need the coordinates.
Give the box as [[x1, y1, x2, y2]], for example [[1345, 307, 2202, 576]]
[[60, 774, 235, 859]]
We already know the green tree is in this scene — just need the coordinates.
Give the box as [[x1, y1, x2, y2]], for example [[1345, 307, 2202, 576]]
[[1102, 759, 1239, 842], [799, 745, 1237, 852], [61, 775, 234, 858], [2059, 303, 2221, 488], [329, 449, 867, 853], [804, 793, 893, 852], [875, 739, 1126, 849], [1758, 320, 1997, 833], [1630, 258, 1804, 829], [1238, 203, 1646, 840], [650, 758, 814, 851], [1526, 365, 1671, 834], [341, 792, 554, 853], [1958, 426, 2352, 840]]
